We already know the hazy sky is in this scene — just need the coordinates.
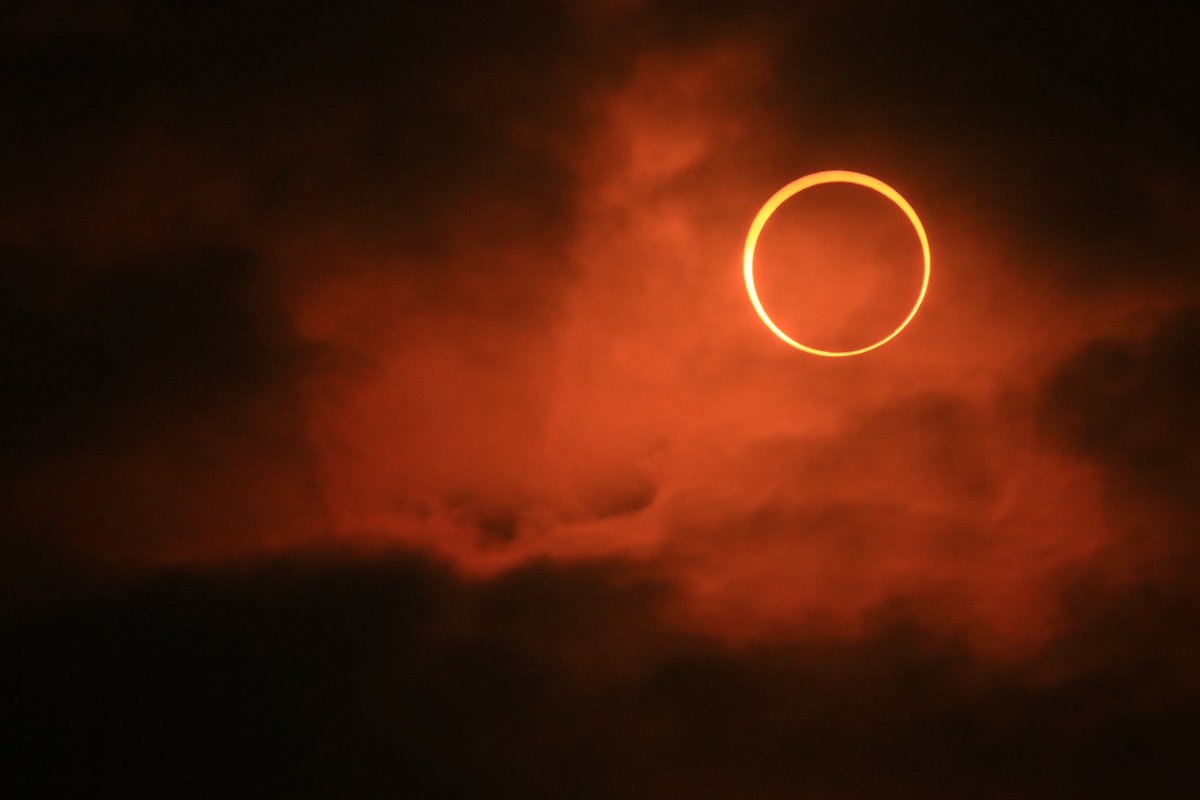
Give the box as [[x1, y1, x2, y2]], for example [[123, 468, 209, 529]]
[[5, 2, 1200, 797]]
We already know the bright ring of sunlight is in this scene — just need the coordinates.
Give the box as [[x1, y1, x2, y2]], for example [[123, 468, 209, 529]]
[[743, 170, 931, 357]]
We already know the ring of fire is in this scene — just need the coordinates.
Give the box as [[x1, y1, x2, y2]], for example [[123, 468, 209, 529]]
[[743, 170, 931, 357]]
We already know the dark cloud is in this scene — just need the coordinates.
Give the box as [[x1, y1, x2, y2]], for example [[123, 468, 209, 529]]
[[6, 547, 1200, 799], [0, 245, 324, 603], [1039, 307, 1200, 499], [557, 470, 659, 524], [0, 0, 584, 271], [0, 246, 300, 460]]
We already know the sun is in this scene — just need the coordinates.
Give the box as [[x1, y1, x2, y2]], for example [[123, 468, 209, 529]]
[[743, 170, 931, 357]]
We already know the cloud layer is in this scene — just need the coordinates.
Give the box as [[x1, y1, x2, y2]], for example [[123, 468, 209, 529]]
[[2, 2, 1199, 794]]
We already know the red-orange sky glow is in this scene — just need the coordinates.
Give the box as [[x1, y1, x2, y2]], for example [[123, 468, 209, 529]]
[[255, 38, 1169, 659], [5, 3, 1199, 797]]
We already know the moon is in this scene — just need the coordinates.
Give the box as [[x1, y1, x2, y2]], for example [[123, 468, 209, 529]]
[[743, 170, 931, 357]]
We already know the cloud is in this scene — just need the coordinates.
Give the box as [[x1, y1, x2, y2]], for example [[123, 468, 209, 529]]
[[0, 247, 299, 458], [7, 546, 1200, 798], [2, 4, 1199, 793], [0, 246, 325, 596], [0, 0, 596, 582], [1039, 308, 1200, 500], [5, 0, 1181, 639]]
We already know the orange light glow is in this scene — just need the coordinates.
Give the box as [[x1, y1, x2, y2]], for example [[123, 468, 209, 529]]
[[743, 170, 931, 356]]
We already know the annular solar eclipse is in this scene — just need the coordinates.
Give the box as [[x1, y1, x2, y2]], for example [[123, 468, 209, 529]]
[[743, 170, 931, 357]]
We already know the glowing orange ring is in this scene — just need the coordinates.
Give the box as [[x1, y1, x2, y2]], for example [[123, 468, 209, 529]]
[[743, 170, 931, 357]]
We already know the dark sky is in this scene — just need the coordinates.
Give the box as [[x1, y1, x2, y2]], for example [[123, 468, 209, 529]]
[[4, 1, 1200, 797]]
